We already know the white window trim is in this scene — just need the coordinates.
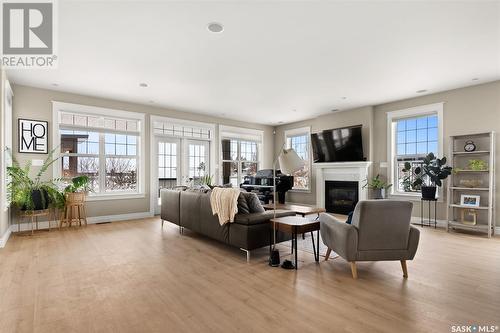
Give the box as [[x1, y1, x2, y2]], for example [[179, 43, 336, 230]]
[[386, 102, 444, 199], [219, 125, 264, 186], [2, 79, 13, 211], [284, 126, 311, 193], [52, 101, 146, 201], [150, 115, 216, 215]]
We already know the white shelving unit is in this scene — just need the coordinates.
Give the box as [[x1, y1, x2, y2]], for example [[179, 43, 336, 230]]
[[447, 132, 496, 237]]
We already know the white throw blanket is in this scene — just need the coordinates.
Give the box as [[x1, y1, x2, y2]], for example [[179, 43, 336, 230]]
[[210, 188, 241, 225]]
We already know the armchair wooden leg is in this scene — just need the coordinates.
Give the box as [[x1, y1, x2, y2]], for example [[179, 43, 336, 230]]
[[400, 260, 408, 278], [325, 248, 332, 261], [350, 262, 358, 279]]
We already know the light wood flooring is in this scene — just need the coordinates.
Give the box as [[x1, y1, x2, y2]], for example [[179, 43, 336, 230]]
[[0, 218, 499, 333]]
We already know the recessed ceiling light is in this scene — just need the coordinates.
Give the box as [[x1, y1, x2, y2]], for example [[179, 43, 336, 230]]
[[139, 83, 148, 88], [148, 100, 154, 104], [472, 78, 479, 81], [207, 22, 224, 33], [292, 109, 297, 112], [416, 89, 427, 93], [341, 97, 347, 100], [278, 121, 284, 124], [331, 109, 339, 112], [52, 83, 59, 87]]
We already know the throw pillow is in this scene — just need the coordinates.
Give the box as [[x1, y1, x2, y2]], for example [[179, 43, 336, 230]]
[[245, 192, 265, 213], [237, 193, 250, 214]]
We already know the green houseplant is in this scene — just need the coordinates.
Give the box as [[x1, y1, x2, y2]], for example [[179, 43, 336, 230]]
[[363, 174, 392, 199], [413, 152, 453, 200], [63, 175, 91, 206], [7, 147, 62, 211]]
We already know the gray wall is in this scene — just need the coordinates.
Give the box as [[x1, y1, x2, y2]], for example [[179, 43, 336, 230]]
[[372, 81, 500, 222], [11, 84, 275, 219], [275, 80, 500, 225]]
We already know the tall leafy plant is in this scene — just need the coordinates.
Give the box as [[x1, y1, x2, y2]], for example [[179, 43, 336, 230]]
[[413, 152, 452, 188], [7, 147, 63, 210]]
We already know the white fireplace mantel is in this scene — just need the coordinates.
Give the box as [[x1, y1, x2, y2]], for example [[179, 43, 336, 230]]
[[313, 161, 372, 208]]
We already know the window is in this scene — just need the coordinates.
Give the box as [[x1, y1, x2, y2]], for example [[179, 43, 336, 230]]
[[221, 139, 259, 187], [158, 141, 177, 179], [285, 127, 311, 190], [54, 102, 145, 198], [187, 141, 209, 179], [387, 103, 443, 196]]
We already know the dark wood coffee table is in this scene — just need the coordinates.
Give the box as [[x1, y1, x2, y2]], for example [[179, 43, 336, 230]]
[[269, 216, 320, 269], [263, 203, 326, 240]]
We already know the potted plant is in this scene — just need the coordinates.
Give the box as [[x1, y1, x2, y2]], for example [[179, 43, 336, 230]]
[[413, 152, 452, 200], [64, 175, 90, 205], [363, 174, 392, 199], [7, 148, 62, 211], [200, 174, 214, 188]]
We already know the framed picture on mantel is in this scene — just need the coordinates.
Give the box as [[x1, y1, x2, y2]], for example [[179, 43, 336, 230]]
[[18, 118, 48, 154]]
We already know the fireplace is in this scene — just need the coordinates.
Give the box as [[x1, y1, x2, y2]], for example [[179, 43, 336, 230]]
[[325, 181, 359, 215]]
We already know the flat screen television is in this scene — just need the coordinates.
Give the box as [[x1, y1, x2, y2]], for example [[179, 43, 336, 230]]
[[311, 125, 364, 163]]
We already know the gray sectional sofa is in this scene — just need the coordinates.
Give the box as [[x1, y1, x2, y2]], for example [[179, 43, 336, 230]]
[[160, 189, 295, 260]]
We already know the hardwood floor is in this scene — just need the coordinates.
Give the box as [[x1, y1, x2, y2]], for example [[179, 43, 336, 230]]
[[0, 218, 499, 333]]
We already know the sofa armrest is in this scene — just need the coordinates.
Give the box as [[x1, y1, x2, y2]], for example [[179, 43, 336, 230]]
[[407, 225, 420, 259], [233, 210, 295, 226], [160, 189, 181, 225], [319, 213, 358, 261]]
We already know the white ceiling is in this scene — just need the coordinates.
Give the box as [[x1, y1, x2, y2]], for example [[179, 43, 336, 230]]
[[7, 0, 500, 125]]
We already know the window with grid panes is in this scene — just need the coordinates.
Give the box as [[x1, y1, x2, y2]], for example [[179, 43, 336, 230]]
[[59, 111, 141, 194]]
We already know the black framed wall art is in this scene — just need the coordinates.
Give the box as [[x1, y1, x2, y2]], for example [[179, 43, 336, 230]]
[[18, 118, 48, 154]]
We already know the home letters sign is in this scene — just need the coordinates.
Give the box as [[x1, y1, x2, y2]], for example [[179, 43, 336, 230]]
[[18, 119, 48, 154]]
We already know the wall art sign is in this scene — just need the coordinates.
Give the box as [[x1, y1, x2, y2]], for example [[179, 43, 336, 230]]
[[18, 118, 48, 154]]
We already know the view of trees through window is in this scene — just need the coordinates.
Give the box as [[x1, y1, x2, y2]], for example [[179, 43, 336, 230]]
[[395, 114, 438, 193], [286, 132, 310, 190], [221, 139, 258, 187], [61, 129, 139, 193]]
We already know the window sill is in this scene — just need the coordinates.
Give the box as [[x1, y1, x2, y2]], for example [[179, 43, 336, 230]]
[[86, 193, 146, 202], [389, 192, 444, 203]]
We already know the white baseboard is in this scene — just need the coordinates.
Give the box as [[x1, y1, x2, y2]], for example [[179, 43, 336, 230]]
[[8, 211, 154, 234], [0, 227, 12, 248]]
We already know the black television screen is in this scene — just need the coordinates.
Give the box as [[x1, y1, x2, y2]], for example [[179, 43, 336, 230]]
[[311, 125, 364, 162]]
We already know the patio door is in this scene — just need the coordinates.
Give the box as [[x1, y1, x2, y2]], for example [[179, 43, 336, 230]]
[[184, 139, 210, 181], [155, 137, 180, 214]]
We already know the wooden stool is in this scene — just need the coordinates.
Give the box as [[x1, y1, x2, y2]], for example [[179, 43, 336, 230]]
[[60, 193, 88, 228], [18, 209, 55, 235]]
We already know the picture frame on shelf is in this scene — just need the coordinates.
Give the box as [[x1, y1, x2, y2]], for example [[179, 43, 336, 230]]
[[460, 194, 480, 207]]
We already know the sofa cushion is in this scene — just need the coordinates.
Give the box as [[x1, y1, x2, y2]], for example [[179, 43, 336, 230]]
[[233, 210, 295, 226]]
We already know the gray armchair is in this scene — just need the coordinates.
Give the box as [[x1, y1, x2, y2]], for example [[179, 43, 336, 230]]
[[320, 200, 420, 279]]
